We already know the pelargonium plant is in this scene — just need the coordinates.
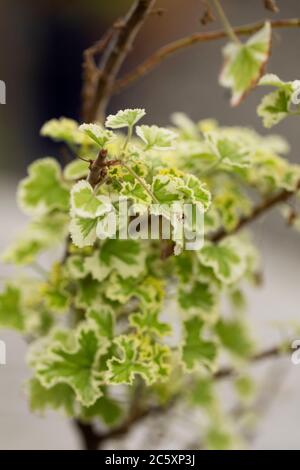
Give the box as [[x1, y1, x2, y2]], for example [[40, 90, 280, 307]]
[[1, 0, 300, 450]]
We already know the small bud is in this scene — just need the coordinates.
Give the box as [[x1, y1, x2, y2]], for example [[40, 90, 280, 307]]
[[200, 7, 215, 26], [263, 0, 279, 13]]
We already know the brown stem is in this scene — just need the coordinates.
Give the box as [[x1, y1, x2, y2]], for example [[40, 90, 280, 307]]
[[82, 0, 156, 122], [113, 18, 300, 94], [213, 344, 286, 380], [81, 29, 115, 123], [74, 420, 102, 450]]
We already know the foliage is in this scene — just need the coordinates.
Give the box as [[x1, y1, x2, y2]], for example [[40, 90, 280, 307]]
[[2, 1, 300, 450]]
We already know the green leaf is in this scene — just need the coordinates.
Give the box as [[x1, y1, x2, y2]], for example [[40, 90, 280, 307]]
[[66, 255, 88, 279], [41, 264, 70, 313], [130, 309, 171, 337], [42, 284, 70, 313], [220, 22, 271, 106], [106, 274, 164, 310], [105, 275, 139, 304], [70, 217, 98, 248], [107, 335, 153, 385], [79, 124, 115, 147], [28, 378, 74, 416], [0, 285, 24, 331], [75, 276, 103, 309], [234, 375, 255, 401], [151, 343, 171, 380], [120, 180, 152, 205], [36, 325, 107, 406], [152, 174, 183, 203], [105, 109, 146, 129], [3, 213, 69, 265], [87, 307, 114, 340], [18, 158, 69, 216], [181, 316, 217, 371], [178, 281, 216, 315], [84, 239, 146, 281], [80, 393, 122, 425], [198, 239, 246, 284], [40, 118, 86, 146], [190, 377, 216, 408], [206, 133, 252, 168], [214, 185, 251, 231], [215, 318, 254, 358], [136, 125, 177, 150], [71, 181, 112, 219], [257, 74, 300, 128], [179, 174, 211, 210], [206, 426, 235, 450], [171, 112, 199, 140], [64, 159, 89, 181]]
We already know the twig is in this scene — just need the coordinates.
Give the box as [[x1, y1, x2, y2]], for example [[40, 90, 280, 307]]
[[82, 0, 157, 122], [81, 29, 115, 123], [213, 344, 287, 380], [208, 0, 241, 44], [113, 18, 300, 94], [209, 181, 300, 243]]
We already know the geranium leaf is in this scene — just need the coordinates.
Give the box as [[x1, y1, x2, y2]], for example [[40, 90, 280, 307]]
[[181, 316, 217, 371], [220, 22, 271, 106], [257, 74, 300, 127], [35, 325, 108, 406], [0, 285, 24, 331], [71, 181, 112, 219], [136, 125, 177, 150], [87, 307, 114, 340], [105, 109, 146, 129], [69, 216, 98, 248], [64, 159, 89, 181], [178, 281, 216, 315], [80, 393, 122, 425], [18, 158, 69, 216], [198, 238, 246, 284], [84, 239, 146, 281], [215, 318, 254, 358], [130, 309, 171, 337], [40, 118, 87, 146], [107, 335, 153, 385], [79, 123, 114, 147], [28, 378, 74, 416], [3, 213, 69, 265]]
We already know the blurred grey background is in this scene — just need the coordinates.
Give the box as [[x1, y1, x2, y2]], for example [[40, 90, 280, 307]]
[[0, 0, 300, 449]]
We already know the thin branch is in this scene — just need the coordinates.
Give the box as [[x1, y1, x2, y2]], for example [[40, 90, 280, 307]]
[[113, 18, 300, 95], [213, 343, 287, 380], [82, 0, 157, 122], [81, 29, 115, 122], [209, 0, 241, 44], [209, 180, 300, 243]]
